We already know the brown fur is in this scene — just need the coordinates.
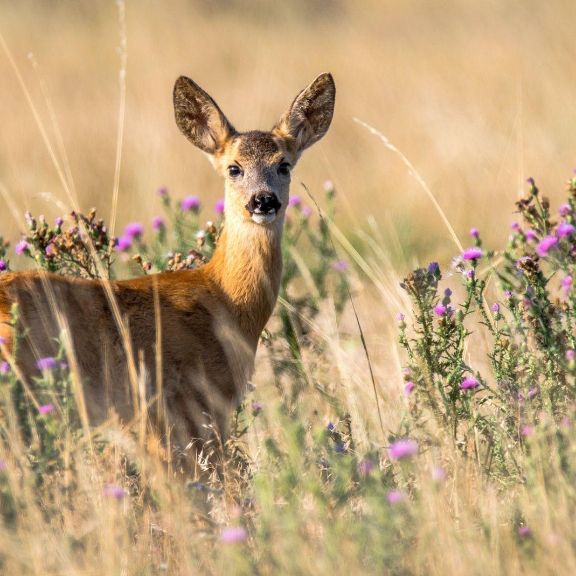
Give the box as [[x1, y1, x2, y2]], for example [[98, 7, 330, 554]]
[[0, 73, 335, 459]]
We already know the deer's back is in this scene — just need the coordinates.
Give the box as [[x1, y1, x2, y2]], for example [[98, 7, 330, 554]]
[[0, 269, 252, 439]]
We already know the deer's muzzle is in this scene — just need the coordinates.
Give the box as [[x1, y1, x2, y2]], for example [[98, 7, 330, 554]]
[[245, 193, 282, 224]]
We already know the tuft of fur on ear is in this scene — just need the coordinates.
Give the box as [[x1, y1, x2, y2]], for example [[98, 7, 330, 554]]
[[173, 76, 236, 154], [273, 73, 336, 153]]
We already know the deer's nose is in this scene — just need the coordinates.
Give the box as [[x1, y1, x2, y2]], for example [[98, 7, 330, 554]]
[[246, 193, 282, 214]]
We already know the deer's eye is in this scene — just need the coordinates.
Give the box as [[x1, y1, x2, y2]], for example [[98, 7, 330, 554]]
[[228, 165, 242, 178], [278, 162, 291, 176]]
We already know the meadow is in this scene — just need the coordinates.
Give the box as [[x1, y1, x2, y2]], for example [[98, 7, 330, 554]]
[[1, 1, 576, 574]]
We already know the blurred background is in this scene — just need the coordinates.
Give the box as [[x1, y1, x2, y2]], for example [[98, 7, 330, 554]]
[[2, 0, 576, 263]]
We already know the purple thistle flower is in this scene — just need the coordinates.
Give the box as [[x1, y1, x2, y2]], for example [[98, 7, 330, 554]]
[[288, 196, 301, 207], [388, 439, 418, 460], [45, 243, 56, 257], [15, 240, 29, 255], [124, 222, 144, 239], [38, 403, 55, 415], [559, 204, 572, 217], [491, 303, 500, 313], [432, 466, 446, 482], [562, 275, 573, 291], [527, 177, 536, 187], [469, 227, 479, 238], [402, 367, 412, 378], [404, 381, 415, 396], [386, 490, 405, 504], [0, 362, 10, 375], [301, 206, 312, 218], [55, 216, 64, 227], [0, 260, 6, 272], [103, 484, 125, 500], [115, 235, 133, 252], [536, 236, 558, 257], [556, 222, 575, 238], [524, 229, 537, 241], [333, 260, 348, 272], [220, 526, 248, 544], [504, 290, 513, 298], [428, 262, 440, 275], [151, 216, 165, 231], [215, 198, 225, 214], [36, 357, 57, 371], [157, 186, 169, 198], [444, 288, 452, 297], [466, 269, 475, 280], [358, 458, 374, 477], [518, 526, 531, 538], [521, 425, 534, 437], [566, 349, 576, 361], [251, 400, 262, 416], [434, 304, 447, 316], [180, 195, 201, 212], [396, 313, 405, 322], [462, 247, 483, 261], [327, 421, 335, 432], [460, 377, 479, 390], [510, 222, 520, 231], [528, 387, 539, 399]]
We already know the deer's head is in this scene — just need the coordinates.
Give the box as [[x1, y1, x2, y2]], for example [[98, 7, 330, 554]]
[[173, 73, 335, 228]]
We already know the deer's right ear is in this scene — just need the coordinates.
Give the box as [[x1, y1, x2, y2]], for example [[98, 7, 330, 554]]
[[173, 76, 236, 154]]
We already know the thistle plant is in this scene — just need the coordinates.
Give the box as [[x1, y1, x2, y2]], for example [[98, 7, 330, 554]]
[[398, 173, 576, 479]]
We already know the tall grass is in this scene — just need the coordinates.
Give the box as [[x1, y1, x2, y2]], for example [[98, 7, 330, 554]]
[[0, 175, 575, 574]]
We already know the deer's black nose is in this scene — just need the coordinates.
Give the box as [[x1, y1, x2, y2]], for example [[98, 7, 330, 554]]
[[246, 193, 282, 214]]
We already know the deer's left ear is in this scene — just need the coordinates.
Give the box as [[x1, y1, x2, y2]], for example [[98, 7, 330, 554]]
[[273, 73, 336, 153]]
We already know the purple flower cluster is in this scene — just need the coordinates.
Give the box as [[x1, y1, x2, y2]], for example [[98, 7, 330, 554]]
[[116, 222, 144, 253]]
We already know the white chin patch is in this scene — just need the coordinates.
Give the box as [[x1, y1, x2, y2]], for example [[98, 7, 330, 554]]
[[251, 212, 277, 225]]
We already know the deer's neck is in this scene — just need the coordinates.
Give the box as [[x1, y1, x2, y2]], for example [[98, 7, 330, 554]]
[[207, 217, 283, 341]]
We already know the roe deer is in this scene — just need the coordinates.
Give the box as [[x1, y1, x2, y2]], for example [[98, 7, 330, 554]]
[[0, 73, 336, 460]]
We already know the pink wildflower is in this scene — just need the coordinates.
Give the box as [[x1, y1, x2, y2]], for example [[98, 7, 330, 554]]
[[462, 247, 483, 260], [15, 240, 29, 255], [220, 526, 248, 544], [38, 404, 55, 415], [388, 439, 418, 460], [536, 236, 558, 257], [557, 222, 575, 237], [387, 490, 405, 504], [180, 196, 201, 212], [214, 199, 225, 214], [460, 377, 479, 390]]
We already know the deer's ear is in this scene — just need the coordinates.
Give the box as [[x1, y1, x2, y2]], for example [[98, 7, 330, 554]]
[[173, 76, 236, 154], [273, 73, 335, 153]]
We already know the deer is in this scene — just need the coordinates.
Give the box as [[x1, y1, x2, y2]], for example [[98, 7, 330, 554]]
[[0, 72, 336, 464]]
